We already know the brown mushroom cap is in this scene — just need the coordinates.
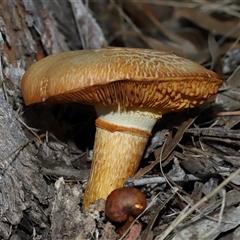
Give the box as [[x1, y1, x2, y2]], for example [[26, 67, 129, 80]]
[[21, 47, 222, 113]]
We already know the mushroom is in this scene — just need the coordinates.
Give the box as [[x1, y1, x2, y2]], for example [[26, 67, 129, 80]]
[[105, 187, 147, 223], [105, 187, 147, 236], [21, 46, 223, 209]]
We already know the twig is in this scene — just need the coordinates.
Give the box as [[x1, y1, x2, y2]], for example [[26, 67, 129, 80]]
[[186, 127, 240, 139], [0, 138, 33, 162], [218, 189, 226, 224], [215, 110, 240, 116], [125, 174, 202, 187], [17, 117, 43, 144]]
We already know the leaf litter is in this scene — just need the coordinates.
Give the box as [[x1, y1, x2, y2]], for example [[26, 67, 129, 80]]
[[6, 0, 240, 239]]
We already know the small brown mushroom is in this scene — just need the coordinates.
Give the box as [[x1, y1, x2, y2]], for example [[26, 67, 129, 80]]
[[21, 46, 223, 209], [105, 187, 147, 223], [105, 187, 146, 236]]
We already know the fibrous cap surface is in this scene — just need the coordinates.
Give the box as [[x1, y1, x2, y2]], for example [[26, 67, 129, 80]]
[[21, 46, 223, 113]]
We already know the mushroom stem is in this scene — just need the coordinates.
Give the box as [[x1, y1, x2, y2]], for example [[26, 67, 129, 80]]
[[83, 106, 160, 209]]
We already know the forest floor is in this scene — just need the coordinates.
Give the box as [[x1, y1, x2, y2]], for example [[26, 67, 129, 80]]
[[1, 1, 240, 240]]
